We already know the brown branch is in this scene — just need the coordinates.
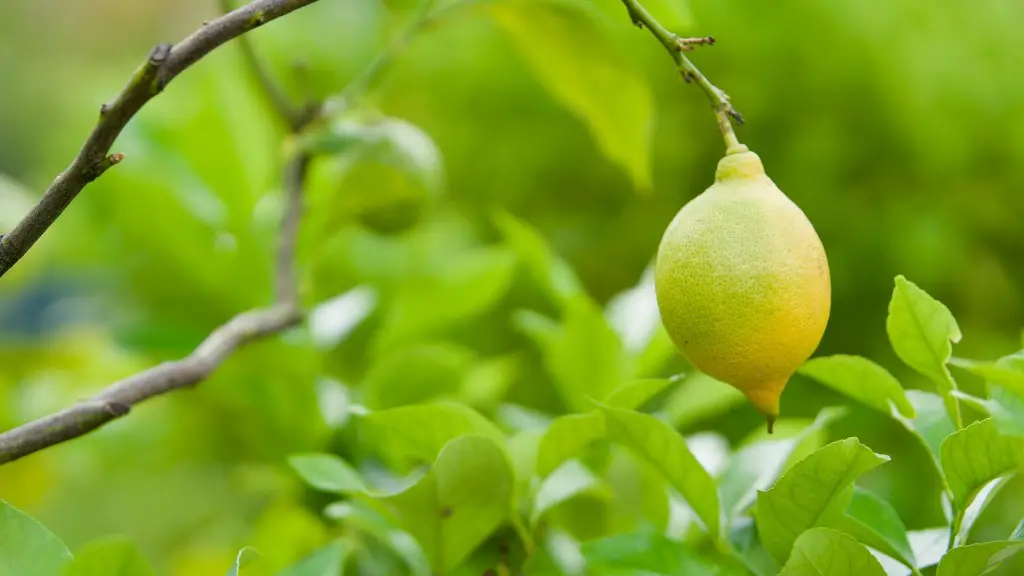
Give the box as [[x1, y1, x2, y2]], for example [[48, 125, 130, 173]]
[[0, 0, 322, 279]]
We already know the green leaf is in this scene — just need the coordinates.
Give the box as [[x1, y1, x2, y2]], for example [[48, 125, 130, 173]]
[[490, 0, 654, 190], [0, 499, 72, 576], [940, 418, 1024, 512], [64, 537, 154, 576], [936, 541, 1024, 576], [323, 501, 429, 576], [718, 408, 845, 529], [604, 377, 675, 410], [951, 351, 1024, 397], [494, 210, 583, 307], [886, 275, 962, 424], [730, 522, 779, 576], [536, 411, 606, 477], [361, 402, 506, 468], [990, 387, 1024, 437], [799, 355, 915, 418], [833, 487, 916, 570], [288, 453, 367, 494], [957, 476, 1012, 547], [601, 407, 721, 539], [580, 532, 714, 576], [378, 436, 514, 573], [363, 342, 475, 410], [779, 527, 886, 576], [225, 547, 259, 576], [275, 541, 348, 576], [530, 460, 605, 527], [544, 297, 630, 412], [377, 247, 516, 349], [894, 390, 956, 473], [661, 372, 746, 429], [755, 438, 890, 564]]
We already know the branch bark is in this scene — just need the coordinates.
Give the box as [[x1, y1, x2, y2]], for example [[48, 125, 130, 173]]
[[0, 0, 322, 279]]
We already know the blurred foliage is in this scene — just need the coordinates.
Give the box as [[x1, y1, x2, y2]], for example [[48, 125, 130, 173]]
[[1, 0, 1023, 574]]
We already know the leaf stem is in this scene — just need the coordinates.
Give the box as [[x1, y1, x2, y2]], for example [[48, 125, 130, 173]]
[[619, 0, 745, 154]]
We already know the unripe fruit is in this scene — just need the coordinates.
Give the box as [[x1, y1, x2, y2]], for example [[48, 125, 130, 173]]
[[654, 146, 830, 431]]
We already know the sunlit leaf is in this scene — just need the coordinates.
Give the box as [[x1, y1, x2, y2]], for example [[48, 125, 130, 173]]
[[989, 387, 1024, 437], [833, 487, 915, 570], [886, 275, 962, 424], [799, 355, 915, 418], [956, 476, 1011, 547], [951, 353, 1024, 397], [936, 541, 1024, 576], [580, 532, 714, 576], [64, 536, 154, 576], [531, 460, 606, 527], [536, 411, 606, 477], [779, 527, 886, 576], [661, 372, 746, 429], [755, 438, 890, 564], [378, 436, 514, 573], [275, 541, 348, 576], [490, 0, 654, 190], [362, 342, 475, 410], [361, 402, 506, 467], [0, 499, 72, 576], [601, 407, 721, 539], [493, 210, 583, 307], [604, 377, 675, 410], [940, 418, 1024, 512], [225, 547, 259, 576], [909, 527, 950, 569], [288, 453, 367, 494], [893, 390, 955, 473]]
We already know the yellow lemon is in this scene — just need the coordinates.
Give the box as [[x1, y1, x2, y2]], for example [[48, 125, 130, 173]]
[[654, 146, 830, 431]]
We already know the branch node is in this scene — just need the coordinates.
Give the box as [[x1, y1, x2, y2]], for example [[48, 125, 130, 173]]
[[103, 401, 131, 417], [677, 36, 715, 51], [99, 103, 111, 118], [148, 43, 172, 67]]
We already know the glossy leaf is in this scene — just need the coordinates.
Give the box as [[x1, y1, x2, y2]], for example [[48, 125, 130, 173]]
[[490, 0, 654, 190], [604, 377, 674, 410], [601, 406, 721, 539], [379, 436, 514, 573], [956, 476, 1011, 547], [361, 402, 506, 467], [530, 460, 604, 527], [893, 390, 956, 472], [833, 487, 915, 569], [799, 355, 915, 418], [936, 541, 1024, 576], [65, 537, 154, 576], [940, 418, 1024, 511], [275, 541, 348, 576], [536, 411, 606, 477], [288, 453, 367, 494], [580, 532, 714, 576], [493, 210, 583, 307], [755, 438, 890, 564], [0, 499, 72, 576], [661, 372, 746, 429], [779, 527, 886, 576]]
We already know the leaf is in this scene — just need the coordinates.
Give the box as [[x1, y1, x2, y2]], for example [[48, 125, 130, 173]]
[[0, 499, 73, 576], [956, 477, 1012, 547], [362, 342, 475, 410], [361, 402, 506, 468], [493, 210, 583, 307], [893, 390, 956, 473], [378, 436, 514, 573], [323, 501, 429, 576], [951, 351, 1024, 397], [530, 460, 605, 527], [377, 247, 516, 349], [833, 487, 916, 570], [545, 297, 630, 412], [604, 377, 675, 410], [288, 453, 367, 494], [580, 532, 714, 576], [940, 418, 1024, 512], [661, 371, 746, 429], [799, 355, 915, 418], [490, 0, 654, 190], [536, 411, 606, 477], [718, 408, 845, 529], [936, 541, 1024, 576], [990, 387, 1024, 437], [275, 541, 348, 576], [886, 275, 962, 423], [64, 537, 154, 576], [730, 521, 780, 576], [779, 527, 886, 576], [225, 547, 259, 576], [601, 407, 721, 539], [755, 438, 890, 564], [909, 527, 951, 569], [301, 112, 444, 194]]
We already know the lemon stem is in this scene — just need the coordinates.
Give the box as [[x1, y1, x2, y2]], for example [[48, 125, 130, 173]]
[[620, 0, 745, 153]]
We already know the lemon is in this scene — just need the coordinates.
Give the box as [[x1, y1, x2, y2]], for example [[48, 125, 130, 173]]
[[654, 146, 830, 431]]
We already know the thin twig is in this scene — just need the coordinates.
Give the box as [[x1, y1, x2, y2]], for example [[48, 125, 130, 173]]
[[0, 0, 322, 280], [619, 0, 745, 153], [276, 153, 310, 305]]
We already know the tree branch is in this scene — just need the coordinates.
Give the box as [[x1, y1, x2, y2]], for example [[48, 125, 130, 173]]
[[0, 0, 322, 279], [619, 0, 745, 153]]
